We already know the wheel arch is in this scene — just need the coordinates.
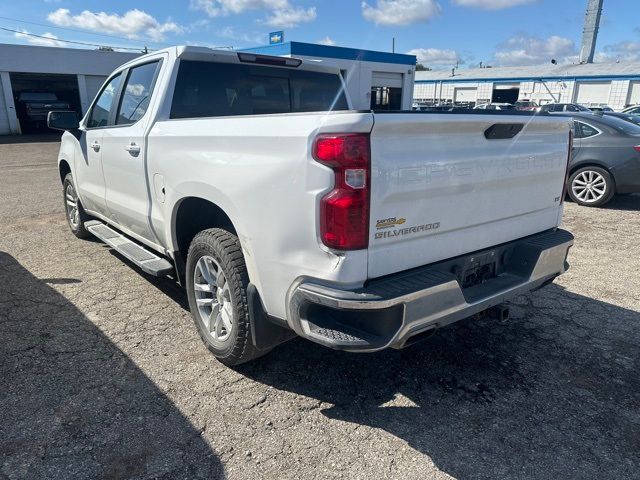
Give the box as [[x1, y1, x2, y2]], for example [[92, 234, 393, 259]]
[[58, 159, 72, 184], [172, 196, 239, 260], [569, 161, 613, 177]]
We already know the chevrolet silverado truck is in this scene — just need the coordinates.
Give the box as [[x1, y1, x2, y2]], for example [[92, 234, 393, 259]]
[[48, 47, 574, 366]]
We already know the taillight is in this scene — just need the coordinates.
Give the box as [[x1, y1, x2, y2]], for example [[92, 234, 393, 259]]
[[634, 145, 640, 152], [313, 133, 370, 250], [561, 130, 573, 204]]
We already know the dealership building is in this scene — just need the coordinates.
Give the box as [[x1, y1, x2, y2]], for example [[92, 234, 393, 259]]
[[0, 41, 416, 135], [414, 62, 640, 110]]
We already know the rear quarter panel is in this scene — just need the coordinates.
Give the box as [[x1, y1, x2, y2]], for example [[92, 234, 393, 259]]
[[147, 112, 373, 320]]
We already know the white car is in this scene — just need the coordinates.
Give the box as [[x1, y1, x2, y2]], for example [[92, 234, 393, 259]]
[[49, 46, 574, 365], [473, 103, 516, 110]]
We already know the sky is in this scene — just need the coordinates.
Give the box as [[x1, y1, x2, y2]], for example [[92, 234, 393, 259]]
[[1, 0, 639, 69]]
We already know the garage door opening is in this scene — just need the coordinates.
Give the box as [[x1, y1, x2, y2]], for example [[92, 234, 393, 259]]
[[371, 71, 403, 111], [10, 73, 81, 133], [492, 87, 520, 104]]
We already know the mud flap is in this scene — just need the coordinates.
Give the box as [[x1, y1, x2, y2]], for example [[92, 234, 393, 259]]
[[247, 284, 296, 352]]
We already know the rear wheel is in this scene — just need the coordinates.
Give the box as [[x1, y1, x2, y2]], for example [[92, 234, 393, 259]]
[[62, 173, 91, 238], [567, 166, 615, 207], [185, 228, 262, 366]]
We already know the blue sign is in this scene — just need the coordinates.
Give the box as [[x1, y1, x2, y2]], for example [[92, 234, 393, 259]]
[[269, 31, 284, 45]]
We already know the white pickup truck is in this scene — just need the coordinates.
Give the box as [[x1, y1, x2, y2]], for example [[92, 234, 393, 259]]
[[49, 46, 574, 366]]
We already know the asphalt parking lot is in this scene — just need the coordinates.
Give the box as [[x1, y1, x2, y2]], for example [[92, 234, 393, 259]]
[[1, 135, 639, 480]]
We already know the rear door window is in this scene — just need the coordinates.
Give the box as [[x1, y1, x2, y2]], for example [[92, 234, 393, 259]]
[[575, 121, 599, 139], [170, 60, 348, 119]]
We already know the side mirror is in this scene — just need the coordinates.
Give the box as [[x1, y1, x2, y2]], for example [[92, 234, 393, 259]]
[[47, 111, 79, 131]]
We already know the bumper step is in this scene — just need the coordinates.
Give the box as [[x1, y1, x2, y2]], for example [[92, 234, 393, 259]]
[[85, 221, 174, 277]]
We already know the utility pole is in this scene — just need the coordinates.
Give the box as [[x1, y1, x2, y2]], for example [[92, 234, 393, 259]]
[[579, 0, 603, 64], [392, 37, 395, 53]]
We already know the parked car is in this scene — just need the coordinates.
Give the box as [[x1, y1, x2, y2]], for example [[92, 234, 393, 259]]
[[566, 113, 640, 207], [587, 105, 614, 113], [514, 100, 539, 111], [48, 46, 574, 366], [473, 102, 516, 110], [621, 105, 640, 115], [599, 111, 640, 127], [15, 91, 70, 131], [539, 103, 592, 113]]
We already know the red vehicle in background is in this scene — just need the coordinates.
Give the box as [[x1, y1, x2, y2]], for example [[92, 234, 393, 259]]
[[514, 100, 540, 111]]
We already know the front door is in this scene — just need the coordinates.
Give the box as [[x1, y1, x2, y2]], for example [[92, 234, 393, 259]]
[[75, 73, 123, 216], [100, 60, 162, 243]]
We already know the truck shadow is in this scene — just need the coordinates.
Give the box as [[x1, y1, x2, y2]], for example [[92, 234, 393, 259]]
[[240, 283, 640, 479], [0, 252, 224, 480]]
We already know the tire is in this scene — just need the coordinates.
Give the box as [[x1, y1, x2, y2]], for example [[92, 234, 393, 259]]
[[185, 228, 261, 366], [567, 166, 615, 207], [62, 173, 91, 239]]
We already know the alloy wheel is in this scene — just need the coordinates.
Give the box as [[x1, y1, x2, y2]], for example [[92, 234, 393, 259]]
[[65, 183, 80, 228], [571, 170, 607, 203], [193, 255, 234, 342]]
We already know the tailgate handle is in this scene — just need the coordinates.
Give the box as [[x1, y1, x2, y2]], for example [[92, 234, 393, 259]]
[[484, 123, 524, 140]]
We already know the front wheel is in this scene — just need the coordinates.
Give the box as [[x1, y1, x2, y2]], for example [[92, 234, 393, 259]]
[[185, 228, 262, 366], [62, 173, 91, 238], [567, 166, 615, 207]]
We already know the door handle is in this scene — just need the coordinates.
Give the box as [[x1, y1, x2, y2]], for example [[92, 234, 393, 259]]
[[91, 141, 100, 152], [124, 143, 141, 156]]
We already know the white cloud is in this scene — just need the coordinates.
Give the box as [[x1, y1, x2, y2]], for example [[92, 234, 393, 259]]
[[263, 6, 317, 28], [452, 0, 536, 9], [191, 0, 315, 27], [494, 34, 575, 66], [597, 40, 640, 63], [317, 36, 336, 46], [14, 29, 66, 47], [47, 8, 183, 41], [407, 47, 460, 66], [190, 0, 288, 16], [362, 0, 441, 26], [218, 26, 265, 44]]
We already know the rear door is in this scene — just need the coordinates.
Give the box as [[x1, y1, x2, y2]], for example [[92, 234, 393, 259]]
[[100, 58, 163, 243], [367, 112, 571, 278]]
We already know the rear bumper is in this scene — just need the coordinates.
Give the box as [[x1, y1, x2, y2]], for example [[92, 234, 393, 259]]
[[288, 229, 574, 352]]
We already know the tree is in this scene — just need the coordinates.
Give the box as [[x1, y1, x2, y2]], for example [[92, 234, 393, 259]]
[[415, 63, 431, 71]]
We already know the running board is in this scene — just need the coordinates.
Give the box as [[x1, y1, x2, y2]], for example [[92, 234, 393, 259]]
[[85, 220, 174, 277]]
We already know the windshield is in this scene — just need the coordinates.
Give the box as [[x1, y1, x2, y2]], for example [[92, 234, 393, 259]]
[[19, 92, 58, 101]]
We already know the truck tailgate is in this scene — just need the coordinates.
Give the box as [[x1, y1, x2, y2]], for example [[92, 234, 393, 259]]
[[368, 112, 571, 279]]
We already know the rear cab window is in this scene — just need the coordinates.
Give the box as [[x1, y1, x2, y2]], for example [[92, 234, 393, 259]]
[[170, 61, 348, 119]]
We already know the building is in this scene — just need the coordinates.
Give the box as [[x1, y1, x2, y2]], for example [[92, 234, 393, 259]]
[[243, 42, 417, 111], [414, 62, 640, 111], [0, 43, 140, 135]]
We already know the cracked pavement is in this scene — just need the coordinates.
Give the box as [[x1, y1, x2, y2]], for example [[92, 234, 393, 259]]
[[1, 135, 639, 479]]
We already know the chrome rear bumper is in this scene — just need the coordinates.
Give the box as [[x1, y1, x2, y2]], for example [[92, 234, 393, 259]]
[[288, 229, 574, 352]]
